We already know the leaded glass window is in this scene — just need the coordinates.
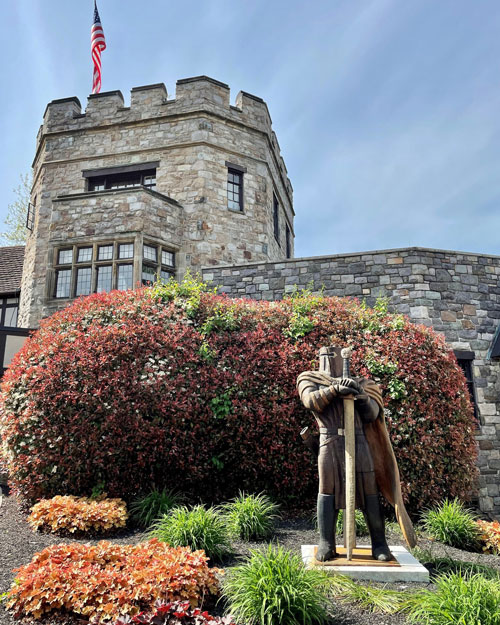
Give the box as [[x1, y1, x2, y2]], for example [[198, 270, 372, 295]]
[[77, 247, 93, 263], [118, 243, 134, 259], [76, 267, 92, 296], [117, 264, 133, 290], [98, 245, 113, 261], [58, 249, 73, 265], [55, 269, 72, 298], [96, 265, 113, 293]]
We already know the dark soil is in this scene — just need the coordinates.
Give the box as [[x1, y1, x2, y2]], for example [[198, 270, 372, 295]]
[[1, 485, 499, 625]]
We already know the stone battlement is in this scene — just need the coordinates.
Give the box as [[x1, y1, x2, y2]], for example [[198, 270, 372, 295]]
[[38, 76, 291, 199]]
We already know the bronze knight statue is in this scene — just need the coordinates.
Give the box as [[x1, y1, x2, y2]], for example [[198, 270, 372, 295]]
[[297, 345, 416, 562]]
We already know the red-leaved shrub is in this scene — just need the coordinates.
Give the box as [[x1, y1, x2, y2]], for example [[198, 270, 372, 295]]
[[0, 278, 477, 514], [28, 494, 128, 534], [6, 539, 221, 621], [477, 520, 500, 555], [113, 601, 235, 625]]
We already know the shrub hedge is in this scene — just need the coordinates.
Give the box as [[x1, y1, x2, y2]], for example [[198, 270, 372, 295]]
[[28, 494, 127, 534], [0, 278, 477, 514], [6, 539, 221, 622]]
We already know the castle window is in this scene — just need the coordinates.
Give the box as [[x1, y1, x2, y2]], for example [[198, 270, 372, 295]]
[[118, 243, 134, 259], [55, 269, 72, 298], [77, 247, 93, 263], [142, 242, 176, 285], [98, 245, 113, 261], [96, 265, 113, 293], [117, 264, 133, 290], [84, 163, 158, 192], [286, 224, 291, 259], [162, 250, 174, 267], [58, 249, 73, 265], [227, 169, 243, 211], [143, 244, 157, 262], [273, 193, 280, 243], [454, 350, 478, 420], [52, 241, 175, 299], [76, 267, 92, 296], [142, 264, 156, 285]]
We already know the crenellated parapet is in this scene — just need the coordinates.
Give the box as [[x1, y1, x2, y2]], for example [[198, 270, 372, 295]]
[[41, 77, 275, 132], [37, 75, 292, 206]]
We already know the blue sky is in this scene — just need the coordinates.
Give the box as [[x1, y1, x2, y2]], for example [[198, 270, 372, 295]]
[[1, 0, 499, 257]]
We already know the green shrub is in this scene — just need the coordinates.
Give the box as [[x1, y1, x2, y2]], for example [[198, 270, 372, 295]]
[[336, 509, 369, 537], [222, 545, 331, 625], [421, 498, 481, 550], [406, 572, 500, 625], [150, 505, 231, 562], [130, 488, 183, 528], [222, 492, 280, 540]]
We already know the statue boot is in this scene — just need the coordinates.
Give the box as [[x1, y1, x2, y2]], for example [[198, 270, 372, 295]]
[[363, 494, 393, 561], [316, 493, 338, 562]]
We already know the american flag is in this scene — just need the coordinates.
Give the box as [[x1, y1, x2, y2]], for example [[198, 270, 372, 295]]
[[91, 1, 106, 94]]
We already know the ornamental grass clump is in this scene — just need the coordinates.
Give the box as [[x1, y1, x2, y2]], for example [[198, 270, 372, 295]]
[[222, 544, 331, 625], [222, 492, 280, 540], [421, 498, 481, 550], [406, 572, 500, 625], [150, 505, 231, 562], [28, 494, 127, 535], [130, 488, 183, 528], [329, 573, 408, 614]]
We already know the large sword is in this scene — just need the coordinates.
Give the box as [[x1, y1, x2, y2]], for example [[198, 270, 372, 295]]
[[341, 347, 356, 560]]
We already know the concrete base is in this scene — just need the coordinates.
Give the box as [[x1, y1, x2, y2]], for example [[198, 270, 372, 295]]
[[301, 545, 429, 582]]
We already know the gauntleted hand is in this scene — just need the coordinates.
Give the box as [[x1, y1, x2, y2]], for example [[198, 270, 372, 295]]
[[331, 378, 361, 396]]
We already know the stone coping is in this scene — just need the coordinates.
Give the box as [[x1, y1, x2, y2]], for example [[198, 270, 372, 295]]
[[53, 187, 182, 207], [202, 246, 500, 271]]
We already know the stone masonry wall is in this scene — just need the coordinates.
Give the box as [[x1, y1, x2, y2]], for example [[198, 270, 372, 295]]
[[19, 77, 294, 328], [203, 246, 500, 517]]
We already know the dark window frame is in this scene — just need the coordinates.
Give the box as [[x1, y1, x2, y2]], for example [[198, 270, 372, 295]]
[[285, 223, 291, 258], [227, 168, 244, 212], [0, 295, 20, 328], [53, 241, 135, 299], [86, 168, 157, 192], [454, 350, 478, 421], [142, 241, 176, 285], [273, 193, 280, 244]]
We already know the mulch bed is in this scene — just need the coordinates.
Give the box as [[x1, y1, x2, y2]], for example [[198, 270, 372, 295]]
[[1, 484, 499, 625]]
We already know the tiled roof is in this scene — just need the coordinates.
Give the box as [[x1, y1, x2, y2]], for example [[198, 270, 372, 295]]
[[0, 246, 25, 295]]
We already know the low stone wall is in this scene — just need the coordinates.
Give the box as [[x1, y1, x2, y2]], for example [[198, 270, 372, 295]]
[[203, 246, 500, 517]]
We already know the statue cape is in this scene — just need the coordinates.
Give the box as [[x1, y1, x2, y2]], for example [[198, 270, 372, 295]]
[[297, 371, 417, 548]]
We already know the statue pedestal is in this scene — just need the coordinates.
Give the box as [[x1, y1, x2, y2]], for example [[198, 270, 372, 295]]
[[301, 545, 429, 582]]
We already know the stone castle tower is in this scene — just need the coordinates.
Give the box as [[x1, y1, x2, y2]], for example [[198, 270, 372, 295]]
[[19, 76, 294, 327]]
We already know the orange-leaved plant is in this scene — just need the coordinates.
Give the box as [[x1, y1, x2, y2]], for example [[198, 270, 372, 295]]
[[28, 495, 128, 534], [477, 520, 500, 555], [6, 538, 221, 621]]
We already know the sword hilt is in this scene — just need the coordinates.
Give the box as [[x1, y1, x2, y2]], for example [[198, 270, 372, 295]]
[[341, 347, 352, 379]]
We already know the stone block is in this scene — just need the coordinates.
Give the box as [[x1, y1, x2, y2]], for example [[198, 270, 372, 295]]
[[441, 310, 457, 322], [410, 306, 429, 319]]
